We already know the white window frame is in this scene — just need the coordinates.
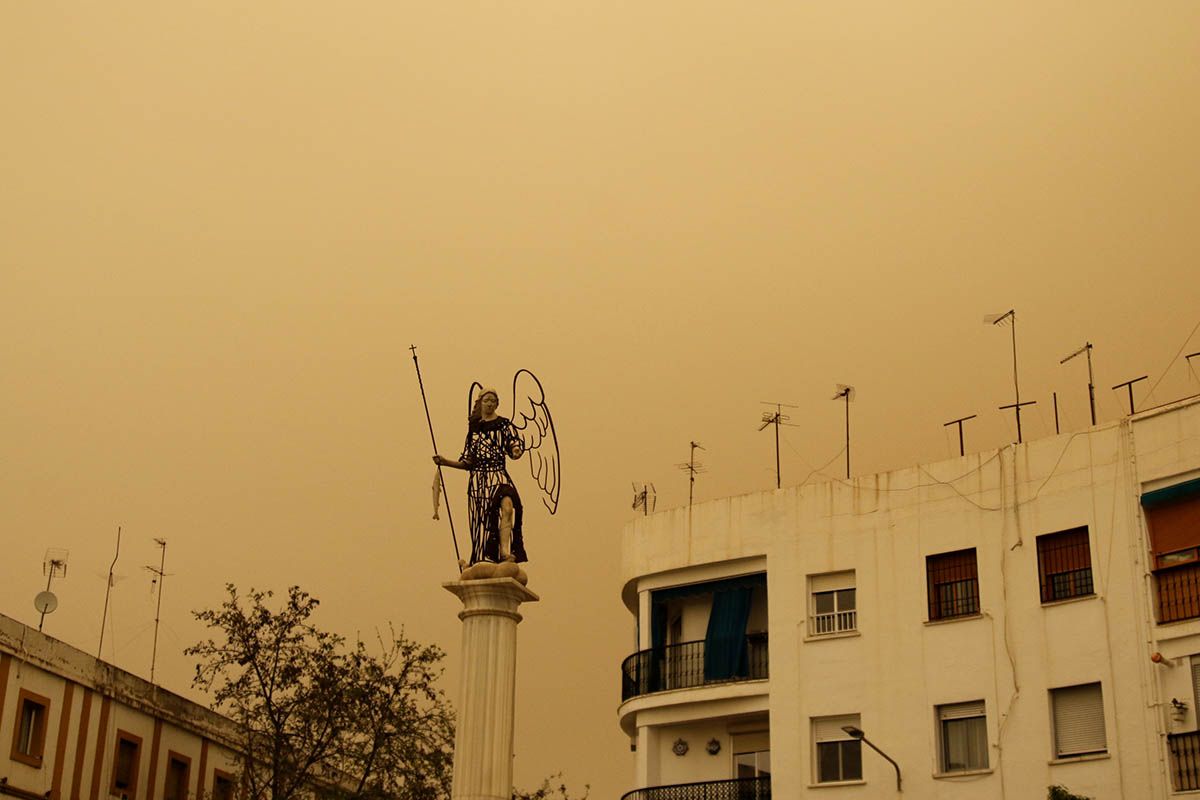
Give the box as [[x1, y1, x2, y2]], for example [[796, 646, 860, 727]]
[[1051, 683, 1107, 758], [936, 700, 989, 773], [809, 571, 857, 636], [812, 714, 862, 784]]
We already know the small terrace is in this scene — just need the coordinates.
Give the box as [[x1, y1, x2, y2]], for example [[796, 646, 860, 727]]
[[620, 777, 771, 800]]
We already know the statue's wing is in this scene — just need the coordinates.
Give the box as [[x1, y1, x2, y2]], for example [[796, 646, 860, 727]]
[[510, 369, 560, 514], [467, 381, 484, 418]]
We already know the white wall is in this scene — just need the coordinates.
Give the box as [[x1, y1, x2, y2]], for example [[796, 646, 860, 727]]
[[620, 397, 1200, 798]]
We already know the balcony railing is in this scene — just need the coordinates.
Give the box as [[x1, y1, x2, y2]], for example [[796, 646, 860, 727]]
[[811, 610, 856, 635], [621, 633, 768, 701], [621, 777, 771, 800], [1169, 731, 1200, 791]]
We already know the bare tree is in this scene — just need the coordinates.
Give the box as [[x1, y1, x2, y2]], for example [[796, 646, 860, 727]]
[[513, 774, 589, 800], [187, 585, 453, 800]]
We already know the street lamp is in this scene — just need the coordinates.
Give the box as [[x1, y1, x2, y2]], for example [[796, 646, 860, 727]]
[[842, 726, 902, 792]]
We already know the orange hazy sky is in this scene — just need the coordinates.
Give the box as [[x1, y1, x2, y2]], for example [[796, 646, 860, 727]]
[[3, 3, 1200, 797]]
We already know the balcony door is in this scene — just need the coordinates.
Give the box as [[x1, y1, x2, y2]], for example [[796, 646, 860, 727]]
[[732, 730, 770, 799]]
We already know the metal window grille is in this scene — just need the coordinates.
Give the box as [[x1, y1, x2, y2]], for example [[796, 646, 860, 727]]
[[1169, 731, 1200, 792], [927, 549, 979, 620], [1037, 527, 1094, 603], [1157, 562, 1200, 623]]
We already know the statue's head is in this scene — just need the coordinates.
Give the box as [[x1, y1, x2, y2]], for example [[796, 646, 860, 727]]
[[470, 388, 500, 422]]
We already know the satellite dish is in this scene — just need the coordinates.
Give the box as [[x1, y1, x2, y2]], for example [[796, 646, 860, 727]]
[[34, 591, 58, 615]]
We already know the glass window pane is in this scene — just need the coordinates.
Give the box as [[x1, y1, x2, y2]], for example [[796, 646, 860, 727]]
[[814, 591, 834, 614], [838, 588, 856, 611], [817, 742, 839, 782], [943, 717, 988, 771], [841, 740, 862, 780], [757, 750, 770, 776]]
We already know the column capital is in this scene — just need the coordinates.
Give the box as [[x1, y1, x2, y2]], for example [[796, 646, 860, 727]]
[[443, 577, 540, 622]]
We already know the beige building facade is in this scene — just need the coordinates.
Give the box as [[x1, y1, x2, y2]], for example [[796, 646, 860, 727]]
[[0, 616, 239, 800], [618, 395, 1200, 799]]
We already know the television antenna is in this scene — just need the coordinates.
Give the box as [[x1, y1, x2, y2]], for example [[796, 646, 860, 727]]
[[98, 526, 121, 659], [675, 441, 707, 507], [39, 549, 69, 632], [143, 539, 169, 685], [985, 310, 1035, 443], [1060, 342, 1097, 426], [943, 414, 977, 457], [1112, 375, 1148, 416], [758, 401, 799, 489], [831, 385, 855, 479], [631, 483, 657, 515]]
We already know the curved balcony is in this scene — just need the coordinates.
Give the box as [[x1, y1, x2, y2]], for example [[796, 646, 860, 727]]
[[620, 633, 768, 701], [621, 777, 771, 800]]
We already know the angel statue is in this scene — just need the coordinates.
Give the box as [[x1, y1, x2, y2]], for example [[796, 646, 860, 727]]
[[432, 370, 560, 568]]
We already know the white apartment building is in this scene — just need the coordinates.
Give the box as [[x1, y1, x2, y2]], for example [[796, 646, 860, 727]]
[[0, 615, 240, 800], [618, 395, 1200, 799]]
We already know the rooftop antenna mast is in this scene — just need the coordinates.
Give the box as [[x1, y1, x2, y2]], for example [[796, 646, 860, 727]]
[[943, 414, 977, 457], [38, 549, 69, 633], [831, 385, 855, 479], [758, 401, 799, 489], [985, 309, 1035, 443], [98, 526, 121, 659], [143, 539, 168, 684], [676, 441, 707, 507], [1112, 375, 1148, 415], [1060, 342, 1097, 426], [631, 483, 657, 516]]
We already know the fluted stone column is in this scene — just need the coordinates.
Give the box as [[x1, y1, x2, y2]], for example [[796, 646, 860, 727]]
[[444, 577, 539, 800]]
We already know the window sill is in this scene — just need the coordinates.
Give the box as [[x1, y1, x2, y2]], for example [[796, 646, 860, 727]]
[[1049, 752, 1109, 765], [804, 630, 861, 643], [807, 780, 866, 789], [1041, 594, 1097, 608], [924, 613, 983, 627], [934, 767, 993, 779], [9, 752, 44, 769]]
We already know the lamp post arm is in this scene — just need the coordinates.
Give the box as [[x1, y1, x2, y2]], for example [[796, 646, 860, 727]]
[[860, 735, 902, 792]]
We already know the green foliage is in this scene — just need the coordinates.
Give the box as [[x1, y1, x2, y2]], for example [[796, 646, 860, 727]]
[[187, 585, 454, 800], [1048, 786, 1092, 800]]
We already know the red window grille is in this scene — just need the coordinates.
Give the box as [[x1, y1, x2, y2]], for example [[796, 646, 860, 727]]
[[1036, 527, 1094, 603], [927, 549, 979, 621]]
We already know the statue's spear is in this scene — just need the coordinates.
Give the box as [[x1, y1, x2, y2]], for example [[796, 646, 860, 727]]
[[409, 345, 462, 567]]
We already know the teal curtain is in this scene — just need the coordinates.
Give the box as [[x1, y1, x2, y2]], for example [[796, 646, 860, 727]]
[[703, 586, 753, 680]]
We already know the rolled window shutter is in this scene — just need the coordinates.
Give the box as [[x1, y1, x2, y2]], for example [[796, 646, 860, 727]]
[[811, 571, 855, 594], [1053, 684, 1106, 756], [813, 715, 858, 742], [939, 700, 985, 720]]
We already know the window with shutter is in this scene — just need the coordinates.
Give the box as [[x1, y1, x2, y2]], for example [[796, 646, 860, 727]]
[[1036, 527, 1094, 602], [811, 715, 862, 783], [1143, 481, 1200, 622], [926, 549, 979, 621], [1051, 683, 1107, 758], [809, 571, 857, 635], [937, 701, 988, 772]]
